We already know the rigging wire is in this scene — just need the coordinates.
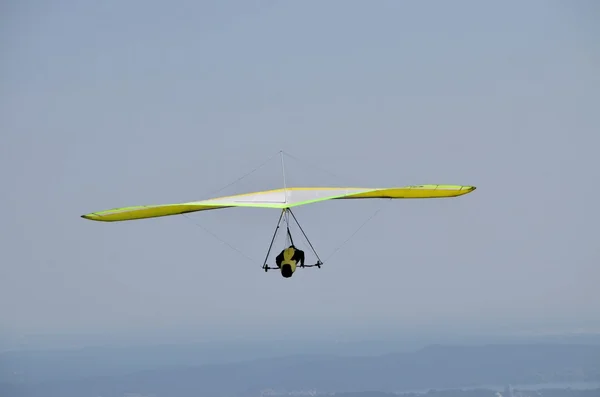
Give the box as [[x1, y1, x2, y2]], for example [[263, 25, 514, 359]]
[[281, 150, 355, 186], [181, 213, 256, 263], [179, 150, 282, 264], [323, 198, 392, 262], [205, 150, 281, 198]]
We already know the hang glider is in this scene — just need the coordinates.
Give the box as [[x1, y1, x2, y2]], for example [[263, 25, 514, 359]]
[[80, 151, 476, 278], [81, 185, 475, 222]]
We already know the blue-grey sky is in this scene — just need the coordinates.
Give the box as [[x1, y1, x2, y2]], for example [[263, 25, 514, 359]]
[[2, 0, 599, 349]]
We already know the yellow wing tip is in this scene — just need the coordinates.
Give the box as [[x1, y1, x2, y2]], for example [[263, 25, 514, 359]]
[[81, 213, 104, 221], [456, 185, 476, 195]]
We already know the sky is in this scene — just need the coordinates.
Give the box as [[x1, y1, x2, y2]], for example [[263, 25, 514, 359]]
[[2, 0, 599, 350]]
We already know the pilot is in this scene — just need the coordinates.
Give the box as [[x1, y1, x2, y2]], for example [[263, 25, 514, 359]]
[[275, 245, 305, 278]]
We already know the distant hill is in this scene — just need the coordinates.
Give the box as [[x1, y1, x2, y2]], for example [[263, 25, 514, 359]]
[[334, 389, 600, 397], [2, 343, 599, 397], [3, 333, 600, 383]]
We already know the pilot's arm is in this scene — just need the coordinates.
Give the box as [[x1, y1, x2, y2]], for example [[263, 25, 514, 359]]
[[296, 249, 305, 267]]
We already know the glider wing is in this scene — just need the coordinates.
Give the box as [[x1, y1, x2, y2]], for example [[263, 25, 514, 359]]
[[81, 184, 475, 222]]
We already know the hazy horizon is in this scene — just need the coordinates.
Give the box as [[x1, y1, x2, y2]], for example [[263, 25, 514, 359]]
[[2, 0, 599, 352]]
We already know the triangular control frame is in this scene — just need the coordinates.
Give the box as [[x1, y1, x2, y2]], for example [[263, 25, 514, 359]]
[[262, 207, 323, 272]]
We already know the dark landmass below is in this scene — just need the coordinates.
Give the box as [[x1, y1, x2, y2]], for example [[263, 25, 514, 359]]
[[335, 389, 600, 397], [1, 343, 599, 397]]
